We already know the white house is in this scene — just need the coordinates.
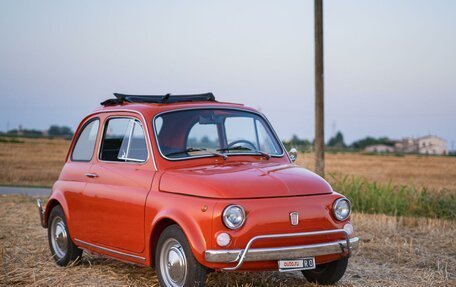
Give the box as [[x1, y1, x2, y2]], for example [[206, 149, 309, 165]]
[[416, 136, 448, 155], [395, 135, 448, 155]]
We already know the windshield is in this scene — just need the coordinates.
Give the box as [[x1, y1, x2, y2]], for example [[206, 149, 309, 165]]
[[154, 109, 283, 159]]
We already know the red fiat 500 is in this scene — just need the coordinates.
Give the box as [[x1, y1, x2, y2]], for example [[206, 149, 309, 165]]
[[37, 93, 358, 286]]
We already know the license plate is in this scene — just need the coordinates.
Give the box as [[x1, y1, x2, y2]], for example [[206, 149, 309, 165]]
[[278, 257, 316, 272]]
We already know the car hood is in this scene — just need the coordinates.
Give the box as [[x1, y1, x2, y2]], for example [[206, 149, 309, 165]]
[[159, 162, 333, 199]]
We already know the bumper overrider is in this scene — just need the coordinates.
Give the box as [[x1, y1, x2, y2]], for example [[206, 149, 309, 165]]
[[205, 229, 359, 271], [37, 199, 46, 228]]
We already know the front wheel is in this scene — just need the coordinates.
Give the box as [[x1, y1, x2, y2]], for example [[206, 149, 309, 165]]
[[302, 257, 348, 285], [47, 205, 83, 266], [155, 225, 207, 287]]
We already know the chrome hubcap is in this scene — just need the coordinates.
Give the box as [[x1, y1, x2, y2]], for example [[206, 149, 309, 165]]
[[160, 238, 187, 287], [50, 216, 68, 259]]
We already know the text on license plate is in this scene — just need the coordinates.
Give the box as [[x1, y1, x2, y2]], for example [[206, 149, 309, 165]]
[[278, 257, 316, 272]]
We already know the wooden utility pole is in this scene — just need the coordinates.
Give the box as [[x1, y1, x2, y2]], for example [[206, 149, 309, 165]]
[[314, 0, 325, 177]]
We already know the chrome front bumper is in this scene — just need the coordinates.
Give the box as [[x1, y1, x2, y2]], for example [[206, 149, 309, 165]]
[[205, 229, 359, 271]]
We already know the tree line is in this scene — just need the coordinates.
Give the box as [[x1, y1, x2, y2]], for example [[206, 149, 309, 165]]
[[282, 131, 395, 152], [1, 125, 73, 138]]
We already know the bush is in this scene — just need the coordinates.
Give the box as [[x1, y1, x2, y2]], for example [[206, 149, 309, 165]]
[[0, 137, 24, 144]]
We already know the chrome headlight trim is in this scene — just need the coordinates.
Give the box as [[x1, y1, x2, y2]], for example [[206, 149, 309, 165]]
[[222, 205, 246, 230], [333, 198, 351, 221]]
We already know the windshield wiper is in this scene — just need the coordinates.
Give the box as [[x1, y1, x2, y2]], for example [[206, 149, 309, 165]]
[[217, 146, 251, 152], [165, 147, 205, 156], [165, 147, 227, 160], [217, 146, 271, 160]]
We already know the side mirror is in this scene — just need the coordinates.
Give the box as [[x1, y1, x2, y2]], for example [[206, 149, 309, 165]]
[[289, 148, 298, 163]]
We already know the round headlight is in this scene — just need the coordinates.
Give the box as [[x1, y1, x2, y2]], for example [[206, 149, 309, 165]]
[[222, 205, 245, 229], [333, 198, 351, 221]]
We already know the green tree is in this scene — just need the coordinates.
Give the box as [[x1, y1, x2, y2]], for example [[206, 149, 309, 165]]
[[48, 125, 73, 137], [327, 131, 346, 148], [283, 134, 312, 152]]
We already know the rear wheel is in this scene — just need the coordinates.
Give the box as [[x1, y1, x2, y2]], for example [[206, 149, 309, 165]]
[[155, 225, 207, 287], [48, 205, 82, 266], [302, 257, 348, 285]]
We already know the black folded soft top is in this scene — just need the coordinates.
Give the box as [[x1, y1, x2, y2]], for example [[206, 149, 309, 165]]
[[101, 92, 216, 106]]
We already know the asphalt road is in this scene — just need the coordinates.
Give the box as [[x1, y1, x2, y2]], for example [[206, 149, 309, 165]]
[[0, 186, 51, 196]]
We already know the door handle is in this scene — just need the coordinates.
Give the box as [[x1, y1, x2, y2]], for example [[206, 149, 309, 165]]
[[85, 173, 98, 178]]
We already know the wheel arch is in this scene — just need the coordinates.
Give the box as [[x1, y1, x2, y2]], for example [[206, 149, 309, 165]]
[[149, 217, 178, 267], [148, 212, 209, 268], [44, 193, 70, 228], [44, 199, 60, 227]]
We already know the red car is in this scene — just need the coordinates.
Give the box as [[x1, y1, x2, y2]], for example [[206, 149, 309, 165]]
[[37, 93, 358, 286]]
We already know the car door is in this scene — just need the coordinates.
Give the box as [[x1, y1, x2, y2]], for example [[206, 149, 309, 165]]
[[62, 117, 100, 238], [81, 115, 154, 254]]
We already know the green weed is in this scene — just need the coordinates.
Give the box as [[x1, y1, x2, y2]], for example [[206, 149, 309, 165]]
[[330, 174, 456, 219]]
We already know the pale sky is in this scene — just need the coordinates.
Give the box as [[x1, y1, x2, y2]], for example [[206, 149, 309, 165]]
[[1, 1, 455, 148]]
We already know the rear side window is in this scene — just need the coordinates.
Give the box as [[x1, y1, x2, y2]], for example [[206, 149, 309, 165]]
[[71, 119, 100, 161], [100, 118, 148, 163]]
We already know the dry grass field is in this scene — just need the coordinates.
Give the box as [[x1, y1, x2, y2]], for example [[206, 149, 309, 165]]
[[297, 152, 456, 193], [1, 138, 455, 286], [0, 138, 69, 187], [1, 195, 454, 287], [1, 137, 456, 192]]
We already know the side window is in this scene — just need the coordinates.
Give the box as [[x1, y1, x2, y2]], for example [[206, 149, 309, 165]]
[[255, 119, 281, 154], [100, 118, 148, 162], [128, 121, 148, 161], [71, 119, 100, 161]]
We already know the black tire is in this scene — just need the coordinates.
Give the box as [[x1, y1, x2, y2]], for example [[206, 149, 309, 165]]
[[302, 257, 348, 285], [155, 225, 207, 287], [47, 205, 82, 266]]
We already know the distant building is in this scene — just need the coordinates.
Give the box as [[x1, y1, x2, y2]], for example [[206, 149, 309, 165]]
[[364, 144, 395, 153], [416, 136, 448, 155], [395, 137, 416, 154], [395, 135, 448, 155]]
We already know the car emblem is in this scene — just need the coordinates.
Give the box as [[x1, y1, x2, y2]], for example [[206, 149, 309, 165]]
[[289, 212, 299, 226]]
